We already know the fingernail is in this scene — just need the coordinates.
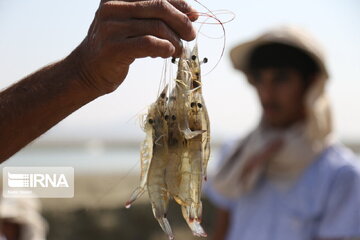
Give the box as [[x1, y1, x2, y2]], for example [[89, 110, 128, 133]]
[[188, 12, 199, 21]]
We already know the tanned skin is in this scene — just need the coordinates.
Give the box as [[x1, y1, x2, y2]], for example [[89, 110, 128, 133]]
[[0, 0, 199, 163]]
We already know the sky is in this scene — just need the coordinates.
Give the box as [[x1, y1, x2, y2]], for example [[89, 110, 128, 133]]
[[0, 0, 359, 144]]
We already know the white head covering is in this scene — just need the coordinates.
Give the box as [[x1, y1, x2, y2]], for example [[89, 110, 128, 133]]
[[0, 196, 48, 240], [230, 25, 332, 147], [230, 25, 328, 78]]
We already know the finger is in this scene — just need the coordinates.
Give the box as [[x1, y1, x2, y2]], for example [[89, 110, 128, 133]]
[[122, 0, 199, 21], [104, 19, 183, 57], [119, 35, 175, 60], [99, 0, 196, 41], [100, 0, 199, 21]]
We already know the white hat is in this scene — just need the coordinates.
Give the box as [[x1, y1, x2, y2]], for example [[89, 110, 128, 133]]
[[230, 25, 333, 146], [230, 25, 329, 81], [0, 197, 48, 240]]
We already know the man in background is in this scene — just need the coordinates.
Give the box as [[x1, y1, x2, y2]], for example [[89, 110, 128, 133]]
[[206, 26, 360, 240]]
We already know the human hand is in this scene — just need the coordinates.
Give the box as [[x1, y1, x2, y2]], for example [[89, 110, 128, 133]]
[[73, 0, 198, 96]]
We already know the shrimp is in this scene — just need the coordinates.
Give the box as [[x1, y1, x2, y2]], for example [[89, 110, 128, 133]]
[[188, 45, 211, 181], [166, 55, 203, 203], [125, 85, 168, 207], [180, 44, 211, 237], [121, 0, 236, 236], [146, 85, 173, 239], [124, 117, 153, 207], [179, 141, 207, 238], [175, 56, 204, 140], [127, 44, 211, 240], [164, 93, 182, 199], [175, 46, 208, 237], [126, 85, 174, 239]]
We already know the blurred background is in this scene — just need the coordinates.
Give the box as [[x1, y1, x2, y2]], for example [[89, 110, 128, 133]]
[[0, 0, 359, 239]]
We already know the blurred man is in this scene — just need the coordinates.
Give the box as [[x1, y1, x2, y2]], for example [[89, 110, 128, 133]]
[[206, 26, 360, 240], [0, 0, 198, 162]]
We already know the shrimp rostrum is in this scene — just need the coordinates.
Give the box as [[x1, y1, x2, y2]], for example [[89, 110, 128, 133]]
[[126, 44, 210, 239]]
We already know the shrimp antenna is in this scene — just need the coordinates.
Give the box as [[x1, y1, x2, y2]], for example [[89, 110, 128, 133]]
[[87, 161, 140, 210], [157, 59, 168, 97], [186, 1, 235, 75]]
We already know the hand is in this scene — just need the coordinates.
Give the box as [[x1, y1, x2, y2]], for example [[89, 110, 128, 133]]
[[73, 0, 198, 96], [240, 138, 284, 183]]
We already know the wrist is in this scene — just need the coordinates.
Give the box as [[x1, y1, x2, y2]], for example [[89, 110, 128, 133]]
[[63, 41, 107, 99], [66, 39, 127, 98]]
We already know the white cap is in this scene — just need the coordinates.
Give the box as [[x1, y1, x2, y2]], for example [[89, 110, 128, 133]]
[[230, 25, 329, 81], [0, 197, 48, 240], [230, 25, 333, 146]]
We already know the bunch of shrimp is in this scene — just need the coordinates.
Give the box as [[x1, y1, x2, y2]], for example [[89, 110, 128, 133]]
[[125, 43, 210, 240]]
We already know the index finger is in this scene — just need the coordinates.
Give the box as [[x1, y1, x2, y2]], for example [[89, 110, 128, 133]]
[[131, 0, 199, 21], [101, 0, 199, 21], [100, 0, 197, 41]]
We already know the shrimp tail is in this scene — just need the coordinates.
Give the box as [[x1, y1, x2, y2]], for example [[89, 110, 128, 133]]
[[125, 187, 145, 208], [157, 217, 175, 240], [181, 206, 207, 237], [190, 201, 203, 222], [188, 221, 207, 238]]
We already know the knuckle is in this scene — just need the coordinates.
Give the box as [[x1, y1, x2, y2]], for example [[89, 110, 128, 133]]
[[153, 20, 166, 36], [179, 0, 191, 10], [98, 3, 109, 19], [140, 35, 156, 47], [98, 1, 120, 19], [153, 0, 169, 12], [160, 43, 174, 58], [140, 36, 172, 58], [171, 0, 191, 12], [180, 13, 192, 29]]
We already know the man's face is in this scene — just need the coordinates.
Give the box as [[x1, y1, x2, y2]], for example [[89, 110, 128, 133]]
[[247, 68, 307, 128]]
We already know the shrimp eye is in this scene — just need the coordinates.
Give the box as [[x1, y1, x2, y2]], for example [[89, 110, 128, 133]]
[[148, 119, 154, 124], [197, 103, 203, 108], [172, 115, 176, 120], [171, 57, 176, 63], [164, 115, 169, 120], [195, 72, 200, 77], [160, 93, 166, 99], [203, 58, 208, 63], [191, 55, 197, 60], [191, 102, 196, 108]]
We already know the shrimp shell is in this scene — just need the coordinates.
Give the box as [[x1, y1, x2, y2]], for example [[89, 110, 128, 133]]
[[127, 44, 211, 240]]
